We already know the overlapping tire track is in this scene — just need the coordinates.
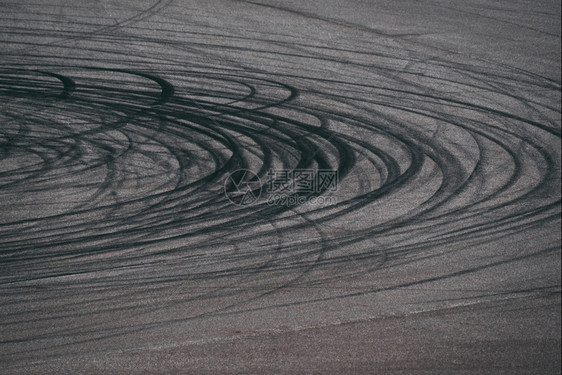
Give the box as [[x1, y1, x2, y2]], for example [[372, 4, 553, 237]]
[[0, 0, 560, 367], [0, 61, 558, 288]]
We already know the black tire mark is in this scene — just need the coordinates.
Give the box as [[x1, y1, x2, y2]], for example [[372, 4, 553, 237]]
[[0, 1, 560, 368]]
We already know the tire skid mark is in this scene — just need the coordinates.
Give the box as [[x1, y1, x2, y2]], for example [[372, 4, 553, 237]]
[[0, 2, 560, 357]]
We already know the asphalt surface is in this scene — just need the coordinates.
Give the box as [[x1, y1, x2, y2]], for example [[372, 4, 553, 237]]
[[1, 1, 560, 374]]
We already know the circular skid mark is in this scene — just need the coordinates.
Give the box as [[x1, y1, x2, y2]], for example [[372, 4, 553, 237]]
[[0, 63, 559, 275], [0, 2, 560, 371], [0, 57, 560, 348]]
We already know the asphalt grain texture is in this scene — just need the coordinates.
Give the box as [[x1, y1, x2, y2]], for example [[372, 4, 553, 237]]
[[0, 1, 560, 374]]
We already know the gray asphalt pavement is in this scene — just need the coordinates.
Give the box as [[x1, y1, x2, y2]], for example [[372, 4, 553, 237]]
[[1, 1, 560, 374]]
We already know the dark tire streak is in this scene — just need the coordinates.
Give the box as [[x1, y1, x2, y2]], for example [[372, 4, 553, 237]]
[[0, 1, 560, 373]]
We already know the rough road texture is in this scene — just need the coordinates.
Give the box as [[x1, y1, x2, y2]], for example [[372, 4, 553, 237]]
[[1, 1, 560, 374]]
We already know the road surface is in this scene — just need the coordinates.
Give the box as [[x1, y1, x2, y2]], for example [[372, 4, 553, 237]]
[[1, 1, 560, 373]]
